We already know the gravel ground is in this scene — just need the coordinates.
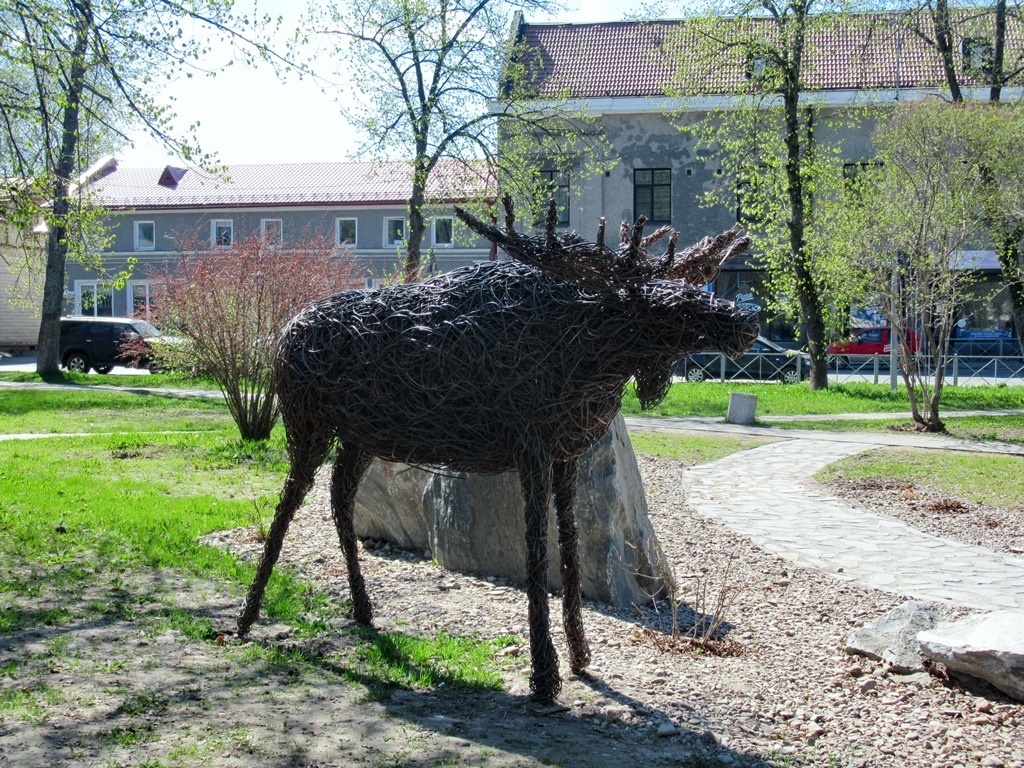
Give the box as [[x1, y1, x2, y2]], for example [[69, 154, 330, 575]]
[[200, 451, 1024, 768]]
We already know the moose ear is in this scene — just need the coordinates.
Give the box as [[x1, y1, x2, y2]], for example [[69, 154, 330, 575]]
[[664, 229, 751, 288]]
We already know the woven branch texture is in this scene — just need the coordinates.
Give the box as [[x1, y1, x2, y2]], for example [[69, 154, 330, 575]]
[[240, 198, 759, 702]]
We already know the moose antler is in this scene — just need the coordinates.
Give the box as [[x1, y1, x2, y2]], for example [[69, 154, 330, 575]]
[[664, 228, 751, 288], [455, 195, 683, 291]]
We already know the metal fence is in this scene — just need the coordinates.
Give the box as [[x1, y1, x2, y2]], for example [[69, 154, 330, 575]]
[[827, 353, 1024, 385], [681, 351, 1024, 385]]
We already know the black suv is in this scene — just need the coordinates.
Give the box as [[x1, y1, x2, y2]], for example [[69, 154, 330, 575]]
[[59, 316, 163, 373]]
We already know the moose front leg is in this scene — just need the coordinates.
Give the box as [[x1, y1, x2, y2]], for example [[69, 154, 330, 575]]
[[519, 447, 561, 702], [330, 443, 375, 625], [238, 436, 327, 636], [553, 459, 591, 675]]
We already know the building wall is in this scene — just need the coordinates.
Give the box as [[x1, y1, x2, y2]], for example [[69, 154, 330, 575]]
[[0, 224, 41, 350], [65, 203, 495, 318], [563, 107, 881, 342]]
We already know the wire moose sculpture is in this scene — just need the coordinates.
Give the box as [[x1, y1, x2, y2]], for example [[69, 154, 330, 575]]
[[236, 196, 758, 702]]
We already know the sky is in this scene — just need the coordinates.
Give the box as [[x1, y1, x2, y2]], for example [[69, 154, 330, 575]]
[[118, 0, 646, 168]]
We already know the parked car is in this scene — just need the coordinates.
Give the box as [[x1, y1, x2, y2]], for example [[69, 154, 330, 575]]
[[675, 336, 810, 384], [827, 327, 919, 366], [59, 316, 166, 373]]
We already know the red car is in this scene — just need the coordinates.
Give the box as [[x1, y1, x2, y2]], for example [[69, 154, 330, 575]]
[[827, 327, 919, 365]]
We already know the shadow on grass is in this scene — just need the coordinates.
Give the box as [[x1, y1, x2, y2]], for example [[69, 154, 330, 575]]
[[0, 579, 777, 768]]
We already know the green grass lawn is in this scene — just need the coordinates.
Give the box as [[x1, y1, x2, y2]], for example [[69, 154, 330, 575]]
[[0, 369, 220, 389], [816, 448, 1024, 513], [630, 432, 774, 464], [763, 414, 1024, 444], [621, 380, 1024, 417], [0, 388, 232, 434], [0, 389, 511, 694]]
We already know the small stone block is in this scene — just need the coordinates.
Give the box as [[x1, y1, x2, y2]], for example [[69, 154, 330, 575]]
[[726, 392, 758, 425]]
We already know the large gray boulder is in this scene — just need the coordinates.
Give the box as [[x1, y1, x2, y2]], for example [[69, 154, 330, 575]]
[[845, 601, 944, 673], [917, 611, 1024, 701], [353, 413, 671, 606]]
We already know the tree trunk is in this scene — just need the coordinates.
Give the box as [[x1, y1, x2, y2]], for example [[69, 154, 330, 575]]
[[36, 4, 92, 375], [991, 0, 1007, 103], [781, 29, 828, 390], [933, 0, 963, 103]]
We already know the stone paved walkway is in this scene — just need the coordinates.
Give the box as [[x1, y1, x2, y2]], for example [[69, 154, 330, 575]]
[[626, 415, 1024, 612]]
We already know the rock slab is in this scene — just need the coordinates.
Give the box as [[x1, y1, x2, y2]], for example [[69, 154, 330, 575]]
[[353, 413, 671, 607], [917, 611, 1024, 701], [845, 600, 943, 673]]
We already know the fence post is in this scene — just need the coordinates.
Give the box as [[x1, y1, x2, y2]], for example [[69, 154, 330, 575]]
[[873, 354, 879, 385], [719, 353, 726, 384], [952, 354, 959, 386]]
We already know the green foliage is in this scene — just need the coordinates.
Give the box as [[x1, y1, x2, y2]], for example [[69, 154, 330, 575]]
[[835, 100, 999, 429], [664, 3, 882, 388]]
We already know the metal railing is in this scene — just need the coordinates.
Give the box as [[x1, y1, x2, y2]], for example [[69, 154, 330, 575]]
[[827, 353, 1024, 385]]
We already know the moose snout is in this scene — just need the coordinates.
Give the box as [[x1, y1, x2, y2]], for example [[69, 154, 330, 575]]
[[725, 310, 760, 359]]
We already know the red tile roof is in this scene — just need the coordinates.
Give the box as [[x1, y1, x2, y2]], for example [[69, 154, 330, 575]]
[[88, 159, 494, 210], [517, 13, 1021, 99]]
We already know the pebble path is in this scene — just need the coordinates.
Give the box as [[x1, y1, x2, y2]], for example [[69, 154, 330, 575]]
[[626, 414, 1024, 612]]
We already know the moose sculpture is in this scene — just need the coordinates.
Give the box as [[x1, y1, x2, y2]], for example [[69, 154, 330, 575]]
[[236, 197, 759, 702]]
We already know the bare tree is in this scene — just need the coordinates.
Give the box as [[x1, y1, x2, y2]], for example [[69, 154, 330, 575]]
[[0, 0, 287, 374], [896, 0, 1024, 354], [134, 233, 360, 440], [307, 0, 607, 282], [841, 102, 990, 431]]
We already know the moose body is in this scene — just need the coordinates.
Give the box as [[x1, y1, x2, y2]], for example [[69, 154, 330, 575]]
[[237, 203, 758, 702]]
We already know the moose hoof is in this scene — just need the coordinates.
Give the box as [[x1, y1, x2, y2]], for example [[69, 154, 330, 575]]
[[569, 644, 591, 675], [530, 669, 562, 703], [352, 597, 374, 626], [236, 603, 258, 638]]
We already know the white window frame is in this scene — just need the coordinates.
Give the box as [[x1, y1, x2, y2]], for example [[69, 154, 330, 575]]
[[383, 217, 406, 247], [336, 217, 358, 246], [260, 218, 283, 247], [211, 219, 234, 249], [433, 217, 454, 247], [134, 221, 156, 251], [127, 280, 163, 320], [74, 280, 113, 317]]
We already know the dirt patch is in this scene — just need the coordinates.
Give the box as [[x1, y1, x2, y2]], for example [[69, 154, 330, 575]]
[[824, 475, 1024, 556], [2, 456, 1023, 767]]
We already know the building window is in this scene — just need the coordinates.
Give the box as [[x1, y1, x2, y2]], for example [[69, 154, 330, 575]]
[[134, 221, 155, 251], [384, 218, 406, 246], [212, 219, 233, 248], [539, 170, 570, 226], [75, 281, 112, 317], [128, 281, 164, 320], [962, 38, 993, 76], [634, 169, 671, 223], [746, 53, 769, 81], [433, 217, 454, 246], [336, 218, 357, 246], [261, 218, 283, 247]]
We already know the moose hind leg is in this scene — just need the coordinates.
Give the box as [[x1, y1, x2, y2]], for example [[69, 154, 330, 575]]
[[330, 443, 374, 625], [553, 459, 591, 674], [519, 448, 561, 702], [238, 431, 330, 636]]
